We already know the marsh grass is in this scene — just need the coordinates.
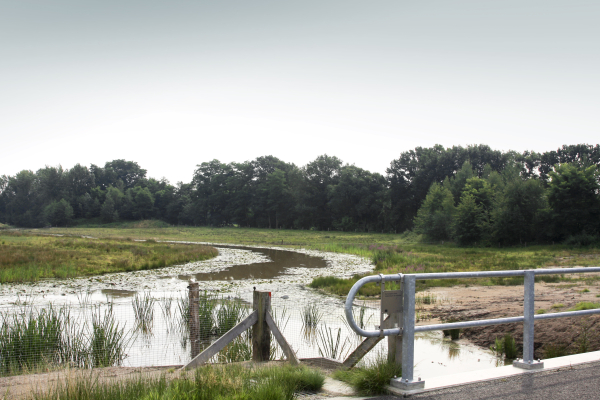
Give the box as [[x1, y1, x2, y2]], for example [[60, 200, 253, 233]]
[[0, 232, 218, 283], [543, 343, 568, 359], [217, 331, 252, 363], [215, 298, 248, 336], [441, 318, 461, 340], [198, 291, 217, 340], [491, 333, 518, 359], [416, 292, 437, 306], [34, 363, 324, 400], [89, 305, 131, 367], [301, 303, 323, 329], [132, 292, 155, 334], [333, 351, 402, 395], [316, 324, 350, 360], [0, 302, 131, 375]]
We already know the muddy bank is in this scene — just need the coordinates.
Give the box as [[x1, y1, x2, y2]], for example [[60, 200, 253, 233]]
[[422, 280, 600, 359]]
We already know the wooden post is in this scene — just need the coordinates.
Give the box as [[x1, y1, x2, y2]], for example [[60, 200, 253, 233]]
[[189, 282, 200, 359], [252, 290, 271, 362]]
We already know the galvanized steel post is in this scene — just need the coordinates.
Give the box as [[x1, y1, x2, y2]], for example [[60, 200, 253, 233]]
[[391, 274, 425, 390], [513, 270, 543, 370]]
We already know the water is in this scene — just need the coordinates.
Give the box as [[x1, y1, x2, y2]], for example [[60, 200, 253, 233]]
[[0, 243, 501, 378]]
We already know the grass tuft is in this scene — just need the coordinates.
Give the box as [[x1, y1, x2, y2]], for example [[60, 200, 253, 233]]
[[333, 352, 402, 395]]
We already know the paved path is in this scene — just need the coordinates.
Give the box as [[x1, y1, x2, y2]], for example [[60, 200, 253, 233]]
[[364, 360, 600, 399]]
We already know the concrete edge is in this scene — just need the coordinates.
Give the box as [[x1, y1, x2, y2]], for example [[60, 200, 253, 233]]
[[386, 350, 600, 396]]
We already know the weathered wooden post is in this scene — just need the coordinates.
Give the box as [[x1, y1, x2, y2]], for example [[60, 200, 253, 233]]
[[189, 282, 200, 359], [252, 289, 271, 362]]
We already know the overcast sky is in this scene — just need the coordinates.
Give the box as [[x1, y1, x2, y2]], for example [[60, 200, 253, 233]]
[[1, 1, 599, 184]]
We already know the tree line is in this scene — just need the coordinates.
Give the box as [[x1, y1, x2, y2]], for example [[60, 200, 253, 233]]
[[1, 144, 599, 245]]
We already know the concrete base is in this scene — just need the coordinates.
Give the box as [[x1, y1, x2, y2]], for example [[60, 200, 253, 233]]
[[390, 377, 425, 390], [513, 359, 544, 370], [385, 350, 600, 395]]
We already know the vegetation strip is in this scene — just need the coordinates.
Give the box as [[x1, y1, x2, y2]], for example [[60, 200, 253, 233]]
[[0, 231, 217, 283], [32, 363, 325, 400]]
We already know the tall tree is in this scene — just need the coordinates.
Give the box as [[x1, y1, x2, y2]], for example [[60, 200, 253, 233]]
[[413, 183, 455, 241], [548, 164, 600, 239]]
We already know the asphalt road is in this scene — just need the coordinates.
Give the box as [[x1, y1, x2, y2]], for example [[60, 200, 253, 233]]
[[366, 361, 600, 400]]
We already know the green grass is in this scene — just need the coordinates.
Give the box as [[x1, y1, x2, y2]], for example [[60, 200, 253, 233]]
[[34, 363, 324, 400], [333, 353, 402, 395], [0, 231, 218, 283], [552, 303, 565, 309], [570, 302, 600, 311]]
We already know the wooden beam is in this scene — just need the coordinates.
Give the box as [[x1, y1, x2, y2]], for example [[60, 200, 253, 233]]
[[266, 311, 298, 365], [342, 316, 392, 370], [182, 310, 258, 370]]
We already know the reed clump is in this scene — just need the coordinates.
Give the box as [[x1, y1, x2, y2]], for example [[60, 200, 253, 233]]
[[132, 292, 155, 334], [0, 302, 131, 375], [316, 324, 350, 360], [491, 333, 518, 359]]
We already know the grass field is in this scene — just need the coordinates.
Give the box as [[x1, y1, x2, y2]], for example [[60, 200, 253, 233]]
[[13, 221, 600, 293], [0, 230, 217, 283]]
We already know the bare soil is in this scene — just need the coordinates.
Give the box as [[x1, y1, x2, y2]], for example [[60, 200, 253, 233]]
[[420, 276, 600, 359]]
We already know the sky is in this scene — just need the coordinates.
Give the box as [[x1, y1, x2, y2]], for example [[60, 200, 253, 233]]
[[1, 0, 599, 184]]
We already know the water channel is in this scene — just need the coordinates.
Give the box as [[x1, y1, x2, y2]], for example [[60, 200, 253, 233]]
[[0, 243, 502, 378]]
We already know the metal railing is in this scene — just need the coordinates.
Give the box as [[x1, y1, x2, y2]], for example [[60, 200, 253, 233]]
[[344, 267, 600, 390]]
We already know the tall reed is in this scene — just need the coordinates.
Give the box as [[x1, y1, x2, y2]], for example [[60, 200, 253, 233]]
[[215, 298, 247, 337], [89, 305, 131, 367], [132, 291, 155, 334], [316, 324, 350, 360]]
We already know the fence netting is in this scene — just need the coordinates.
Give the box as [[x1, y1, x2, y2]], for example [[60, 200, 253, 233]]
[[0, 290, 388, 376]]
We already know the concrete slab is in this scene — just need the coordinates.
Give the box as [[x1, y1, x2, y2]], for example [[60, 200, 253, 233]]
[[387, 350, 600, 396], [322, 376, 357, 397]]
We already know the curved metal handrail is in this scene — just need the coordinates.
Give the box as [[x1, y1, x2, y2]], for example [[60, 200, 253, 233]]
[[344, 273, 403, 337]]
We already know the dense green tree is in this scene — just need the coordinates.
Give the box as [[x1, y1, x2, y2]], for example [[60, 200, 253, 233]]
[[492, 178, 548, 245], [453, 194, 487, 246], [328, 165, 388, 232], [100, 196, 117, 223], [301, 154, 342, 230], [191, 160, 233, 226], [44, 198, 74, 227], [387, 145, 508, 232], [413, 183, 455, 241], [548, 164, 600, 238], [131, 186, 154, 220], [2, 170, 41, 227]]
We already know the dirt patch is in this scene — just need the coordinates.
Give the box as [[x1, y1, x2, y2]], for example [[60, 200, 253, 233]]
[[420, 279, 600, 359]]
